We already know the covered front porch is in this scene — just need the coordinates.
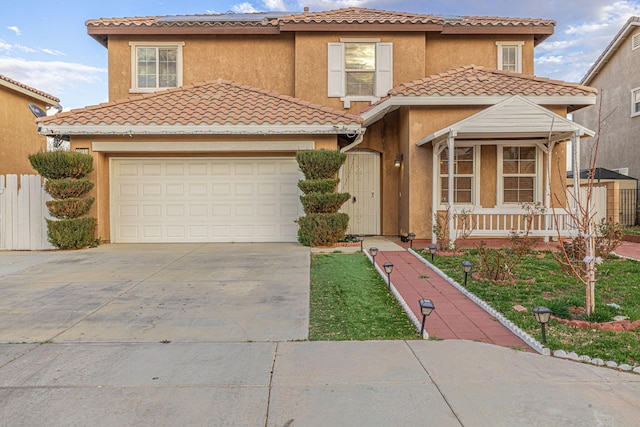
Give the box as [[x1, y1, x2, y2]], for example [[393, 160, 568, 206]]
[[417, 96, 595, 243]]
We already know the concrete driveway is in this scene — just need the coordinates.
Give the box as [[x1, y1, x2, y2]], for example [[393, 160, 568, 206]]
[[2, 243, 640, 426], [0, 243, 310, 343]]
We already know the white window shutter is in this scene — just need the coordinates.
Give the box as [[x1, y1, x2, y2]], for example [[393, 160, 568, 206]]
[[327, 43, 345, 97], [375, 43, 393, 97]]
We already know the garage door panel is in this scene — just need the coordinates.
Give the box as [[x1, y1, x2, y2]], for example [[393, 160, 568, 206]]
[[111, 158, 302, 243]]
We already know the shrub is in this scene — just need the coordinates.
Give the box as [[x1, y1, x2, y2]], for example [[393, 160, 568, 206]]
[[298, 178, 339, 194], [595, 219, 624, 258], [45, 178, 94, 199], [46, 217, 98, 249], [297, 213, 349, 246], [29, 151, 94, 179], [543, 299, 571, 319], [301, 192, 350, 214], [296, 150, 346, 180], [46, 197, 95, 219]]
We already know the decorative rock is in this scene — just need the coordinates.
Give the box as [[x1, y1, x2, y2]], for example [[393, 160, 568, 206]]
[[613, 315, 629, 321], [566, 352, 580, 361], [630, 320, 640, 330], [591, 358, 605, 366], [618, 364, 632, 371], [606, 361, 618, 368], [579, 355, 591, 362], [607, 303, 622, 309], [513, 305, 528, 313], [554, 350, 567, 358], [633, 367, 640, 374]]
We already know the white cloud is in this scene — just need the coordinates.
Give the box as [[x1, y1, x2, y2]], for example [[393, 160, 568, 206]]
[[0, 39, 37, 53], [262, 0, 288, 10], [41, 48, 66, 56], [232, 2, 260, 13], [7, 26, 21, 36], [0, 57, 106, 103]]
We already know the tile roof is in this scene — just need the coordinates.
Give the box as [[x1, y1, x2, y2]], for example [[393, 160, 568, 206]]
[[86, 7, 554, 31], [38, 79, 361, 130], [388, 65, 597, 97], [0, 73, 60, 103]]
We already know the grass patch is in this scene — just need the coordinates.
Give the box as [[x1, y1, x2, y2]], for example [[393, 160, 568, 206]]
[[309, 252, 419, 340], [417, 248, 640, 366]]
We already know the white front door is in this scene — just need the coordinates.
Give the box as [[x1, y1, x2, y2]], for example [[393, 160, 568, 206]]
[[340, 150, 380, 235], [110, 157, 302, 243]]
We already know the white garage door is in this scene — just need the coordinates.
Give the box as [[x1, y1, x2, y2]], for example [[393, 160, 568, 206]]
[[110, 158, 302, 243]]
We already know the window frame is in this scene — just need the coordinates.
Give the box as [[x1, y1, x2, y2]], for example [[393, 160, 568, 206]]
[[631, 87, 640, 117], [496, 41, 524, 73], [129, 42, 184, 93], [437, 145, 480, 209], [497, 144, 542, 206]]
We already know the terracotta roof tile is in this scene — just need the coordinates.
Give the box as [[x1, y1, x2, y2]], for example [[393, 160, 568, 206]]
[[38, 79, 361, 128], [86, 8, 554, 30], [0, 73, 60, 103], [388, 65, 597, 97]]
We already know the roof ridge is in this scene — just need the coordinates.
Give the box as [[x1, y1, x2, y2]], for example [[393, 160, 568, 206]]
[[0, 73, 60, 103], [470, 66, 598, 93]]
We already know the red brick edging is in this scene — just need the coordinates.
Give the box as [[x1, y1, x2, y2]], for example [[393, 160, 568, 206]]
[[552, 316, 640, 332]]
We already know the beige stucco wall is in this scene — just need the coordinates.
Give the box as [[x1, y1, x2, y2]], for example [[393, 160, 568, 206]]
[[71, 134, 338, 242], [0, 86, 49, 175], [107, 34, 296, 102], [425, 34, 535, 75]]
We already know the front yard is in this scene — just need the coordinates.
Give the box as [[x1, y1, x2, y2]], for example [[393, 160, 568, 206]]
[[416, 247, 640, 366]]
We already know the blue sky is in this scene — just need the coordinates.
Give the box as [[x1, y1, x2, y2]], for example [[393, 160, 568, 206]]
[[2, 0, 640, 110]]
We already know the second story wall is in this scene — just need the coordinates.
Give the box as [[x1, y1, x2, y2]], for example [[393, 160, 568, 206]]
[[107, 34, 296, 102]]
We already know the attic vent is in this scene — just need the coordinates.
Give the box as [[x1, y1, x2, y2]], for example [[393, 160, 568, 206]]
[[613, 167, 629, 176], [633, 33, 640, 51]]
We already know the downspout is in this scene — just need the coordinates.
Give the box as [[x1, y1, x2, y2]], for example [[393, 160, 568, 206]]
[[447, 131, 456, 248], [544, 141, 555, 242], [340, 129, 366, 153], [572, 131, 581, 213]]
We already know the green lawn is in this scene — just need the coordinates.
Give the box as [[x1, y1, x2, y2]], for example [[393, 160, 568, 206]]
[[309, 252, 419, 340], [416, 248, 640, 366]]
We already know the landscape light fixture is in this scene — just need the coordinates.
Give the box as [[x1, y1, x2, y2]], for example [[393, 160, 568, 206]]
[[358, 233, 365, 252], [428, 245, 437, 262], [532, 306, 553, 344], [461, 261, 473, 286], [383, 262, 394, 288], [407, 232, 416, 249], [369, 247, 379, 264], [418, 299, 435, 336], [394, 153, 403, 168]]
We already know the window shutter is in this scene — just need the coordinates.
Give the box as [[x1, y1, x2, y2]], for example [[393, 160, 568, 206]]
[[375, 43, 393, 97], [327, 43, 345, 97]]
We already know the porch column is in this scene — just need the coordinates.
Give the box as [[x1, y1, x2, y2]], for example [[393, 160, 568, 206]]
[[432, 143, 441, 243], [544, 141, 556, 242], [447, 132, 455, 246], [571, 131, 581, 212]]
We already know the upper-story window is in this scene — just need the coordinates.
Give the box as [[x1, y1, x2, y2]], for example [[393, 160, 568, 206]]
[[632, 87, 640, 117], [496, 41, 524, 73], [130, 42, 184, 92], [328, 39, 393, 108]]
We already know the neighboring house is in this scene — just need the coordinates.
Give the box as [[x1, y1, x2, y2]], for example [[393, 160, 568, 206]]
[[37, 8, 597, 244], [573, 17, 640, 183], [0, 74, 60, 175]]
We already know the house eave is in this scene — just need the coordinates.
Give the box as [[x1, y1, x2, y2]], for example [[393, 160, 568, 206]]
[[38, 123, 365, 137], [0, 79, 60, 106]]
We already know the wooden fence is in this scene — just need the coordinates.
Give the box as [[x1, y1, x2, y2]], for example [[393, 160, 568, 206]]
[[0, 174, 53, 250]]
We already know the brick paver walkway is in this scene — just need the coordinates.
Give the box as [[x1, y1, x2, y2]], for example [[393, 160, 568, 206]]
[[375, 249, 534, 351]]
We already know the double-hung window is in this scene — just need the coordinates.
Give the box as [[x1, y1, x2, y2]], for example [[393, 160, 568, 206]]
[[496, 41, 523, 73], [632, 87, 640, 117], [501, 146, 537, 204], [328, 39, 393, 107], [439, 147, 475, 205], [130, 42, 184, 92]]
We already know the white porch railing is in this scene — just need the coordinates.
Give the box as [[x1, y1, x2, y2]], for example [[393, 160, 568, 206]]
[[450, 208, 577, 239], [0, 174, 53, 250]]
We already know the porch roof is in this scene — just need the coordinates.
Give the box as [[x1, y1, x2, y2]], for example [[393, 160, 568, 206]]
[[416, 95, 595, 146]]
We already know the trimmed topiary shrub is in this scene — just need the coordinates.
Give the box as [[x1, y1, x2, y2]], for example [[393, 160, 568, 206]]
[[46, 217, 98, 250], [296, 150, 346, 180], [296, 150, 350, 247], [297, 178, 339, 194], [297, 213, 349, 247], [301, 192, 350, 214], [46, 197, 95, 219], [45, 178, 94, 199], [28, 151, 97, 249], [29, 151, 94, 179]]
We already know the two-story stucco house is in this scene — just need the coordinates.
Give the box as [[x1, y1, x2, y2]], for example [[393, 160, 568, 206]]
[[0, 74, 60, 176], [37, 8, 597, 244], [573, 17, 640, 182]]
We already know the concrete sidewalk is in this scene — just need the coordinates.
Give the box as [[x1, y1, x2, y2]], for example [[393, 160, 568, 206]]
[[615, 241, 640, 261]]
